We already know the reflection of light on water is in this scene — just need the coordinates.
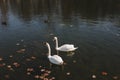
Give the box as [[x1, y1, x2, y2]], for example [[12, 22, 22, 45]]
[[59, 24, 73, 27], [66, 52, 75, 56]]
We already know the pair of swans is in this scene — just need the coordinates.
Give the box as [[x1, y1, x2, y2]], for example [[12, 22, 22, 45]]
[[45, 37, 78, 65]]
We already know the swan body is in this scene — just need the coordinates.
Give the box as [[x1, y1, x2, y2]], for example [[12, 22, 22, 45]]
[[46, 42, 64, 65], [53, 37, 78, 52]]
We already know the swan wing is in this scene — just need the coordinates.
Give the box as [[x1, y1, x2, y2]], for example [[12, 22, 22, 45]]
[[49, 55, 63, 65], [58, 44, 77, 51]]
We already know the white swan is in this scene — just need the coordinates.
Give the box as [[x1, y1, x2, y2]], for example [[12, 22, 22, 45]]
[[45, 42, 64, 65], [53, 37, 78, 52]]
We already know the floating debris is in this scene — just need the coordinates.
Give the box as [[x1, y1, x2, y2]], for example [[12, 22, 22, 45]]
[[73, 60, 76, 63], [51, 77, 55, 79], [26, 58, 31, 61], [27, 72, 31, 75], [0, 57, 3, 61], [0, 63, 5, 67], [9, 55, 13, 58], [31, 56, 36, 60], [39, 66, 42, 68], [39, 75, 44, 79], [27, 68, 34, 72], [7, 65, 12, 68], [13, 62, 20, 67], [44, 73, 49, 76], [41, 69, 45, 72], [43, 78, 49, 80], [66, 72, 71, 75], [16, 49, 26, 53], [7, 65, 14, 71], [34, 75, 40, 79], [92, 75, 96, 79], [101, 71, 108, 76], [45, 70, 51, 74], [113, 76, 118, 80]]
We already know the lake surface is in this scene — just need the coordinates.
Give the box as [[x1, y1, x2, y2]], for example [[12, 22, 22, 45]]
[[0, 0, 120, 80]]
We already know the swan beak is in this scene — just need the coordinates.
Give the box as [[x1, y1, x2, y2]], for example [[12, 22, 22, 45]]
[[43, 42, 47, 46], [43, 42, 46, 45]]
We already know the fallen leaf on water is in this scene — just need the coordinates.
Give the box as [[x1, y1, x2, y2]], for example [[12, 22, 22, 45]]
[[7, 65, 14, 71], [13, 62, 20, 67], [73, 60, 76, 63], [41, 69, 45, 72], [0, 63, 6, 67], [51, 77, 55, 79], [39, 75, 44, 79], [45, 70, 51, 74], [9, 55, 13, 58], [44, 73, 49, 76], [31, 56, 36, 60], [0, 57, 3, 61], [16, 49, 26, 53], [27, 68, 34, 72], [43, 78, 49, 80], [7, 65, 12, 68], [34, 75, 39, 79], [101, 71, 108, 76], [92, 75, 96, 79], [113, 76, 118, 79], [27, 72, 31, 75], [39, 66, 42, 68], [66, 72, 71, 75], [0, 64, 4, 67], [26, 58, 31, 61]]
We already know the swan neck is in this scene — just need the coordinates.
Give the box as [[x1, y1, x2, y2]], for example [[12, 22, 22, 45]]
[[55, 38, 58, 49], [47, 43, 51, 57]]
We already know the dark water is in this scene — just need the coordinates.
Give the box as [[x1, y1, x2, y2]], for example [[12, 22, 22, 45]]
[[0, 0, 120, 80]]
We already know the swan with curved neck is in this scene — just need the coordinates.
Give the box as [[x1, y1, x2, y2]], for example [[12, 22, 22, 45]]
[[46, 42, 64, 65], [53, 37, 78, 52]]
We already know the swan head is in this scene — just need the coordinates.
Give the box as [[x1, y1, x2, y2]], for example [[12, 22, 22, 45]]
[[44, 42, 52, 57], [53, 37, 57, 41], [43, 42, 49, 46]]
